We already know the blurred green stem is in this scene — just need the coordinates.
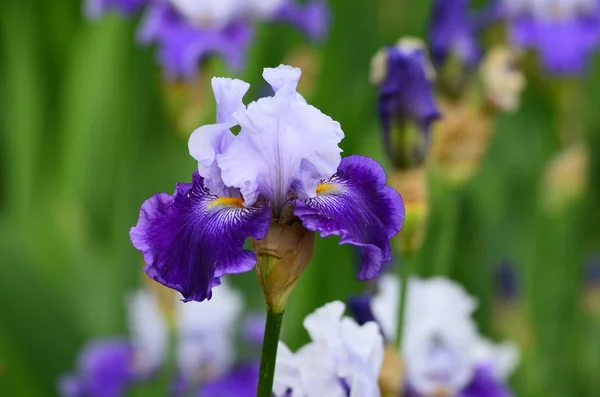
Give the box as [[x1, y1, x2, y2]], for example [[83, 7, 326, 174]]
[[257, 309, 285, 397], [395, 251, 413, 348]]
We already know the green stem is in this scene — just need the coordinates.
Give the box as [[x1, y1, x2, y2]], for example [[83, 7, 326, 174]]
[[395, 252, 413, 348], [256, 309, 285, 397]]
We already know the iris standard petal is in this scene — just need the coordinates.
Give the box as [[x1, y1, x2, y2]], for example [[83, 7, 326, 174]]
[[59, 340, 134, 397], [218, 65, 343, 211], [137, 3, 253, 80], [294, 155, 404, 280], [188, 77, 249, 196], [130, 171, 271, 302], [429, 0, 479, 67]]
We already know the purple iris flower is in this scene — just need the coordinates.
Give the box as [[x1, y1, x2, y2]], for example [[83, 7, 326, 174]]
[[59, 340, 134, 397], [501, 0, 600, 74], [130, 65, 405, 302], [84, 0, 147, 18], [85, 0, 329, 80], [198, 364, 259, 397], [429, 0, 480, 68], [376, 43, 440, 165]]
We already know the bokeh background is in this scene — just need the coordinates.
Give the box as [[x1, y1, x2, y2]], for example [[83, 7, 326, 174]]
[[1, 0, 600, 396]]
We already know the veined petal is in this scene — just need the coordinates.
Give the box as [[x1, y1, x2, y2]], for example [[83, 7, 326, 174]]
[[130, 171, 271, 302], [294, 155, 404, 280], [218, 65, 344, 211]]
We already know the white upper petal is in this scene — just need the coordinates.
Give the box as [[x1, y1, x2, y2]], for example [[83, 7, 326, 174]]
[[188, 78, 249, 196], [373, 275, 482, 394], [176, 279, 242, 378], [274, 342, 306, 397], [126, 290, 168, 375], [218, 65, 343, 209], [168, 0, 240, 28], [276, 300, 383, 397], [243, 0, 287, 19], [470, 337, 520, 380]]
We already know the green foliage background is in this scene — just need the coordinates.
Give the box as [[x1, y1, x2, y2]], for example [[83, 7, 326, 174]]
[[1, 0, 600, 396]]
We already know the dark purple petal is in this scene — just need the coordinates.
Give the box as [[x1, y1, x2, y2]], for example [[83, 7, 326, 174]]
[[510, 14, 600, 75], [137, 2, 253, 80], [457, 365, 513, 397], [378, 46, 440, 162], [429, 0, 479, 67], [130, 171, 271, 302], [294, 155, 404, 280], [275, 0, 330, 41], [198, 364, 259, 397], [59, 340, 134, 397], [84, 0, 147, 19]]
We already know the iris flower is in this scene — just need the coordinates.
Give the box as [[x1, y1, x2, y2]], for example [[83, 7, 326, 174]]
[[85, 0, 329, 80], [130, 65, 405, 303], [501, 0, 600, 74], [273, 301, 384, 397], [358, 275, 520, 397]]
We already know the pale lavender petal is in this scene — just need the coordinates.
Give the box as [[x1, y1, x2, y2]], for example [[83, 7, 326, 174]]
[[219, 65, 344, 212], [294, 155, 404, 280], [243, 314, 266, 345], [59, 340, 134, 397], [137, 2, 253, 80], [188, 77, 250, 196], [130, 171, 271, 302], [275, 0, 330, 41]]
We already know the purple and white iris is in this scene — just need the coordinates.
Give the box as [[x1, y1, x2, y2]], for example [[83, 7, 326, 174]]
[[59, 281, 257, 397], [370, 275, 519, 397], [85, 0, 329, 80], [429, 0, 480, 68], [130, 65, 405, 303], [501, 0, 600, 74], [274, 301, 384, 397]]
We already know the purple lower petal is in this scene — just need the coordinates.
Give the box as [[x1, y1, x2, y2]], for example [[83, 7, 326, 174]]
[[294, 155, 404, 280], [137, 3, 253, 80], [510, 15, 600, 75], [59, 340, 134, 397], [275, 0, 330, 41], [457, 365, 513, 397], [130, 171, 271, 302], [198, 364, 259, 397]]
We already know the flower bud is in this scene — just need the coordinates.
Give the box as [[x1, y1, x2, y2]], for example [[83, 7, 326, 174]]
[[252, 221, 315, 313], [379, 345, 405, 397], [543, 143, 589, 213], [429, 99, 493, 185], [389, 168, 428, 254]]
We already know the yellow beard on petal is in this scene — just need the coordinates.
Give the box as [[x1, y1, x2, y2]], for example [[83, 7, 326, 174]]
[[316, 183, 339, 195], [207, 197, 244, 209]]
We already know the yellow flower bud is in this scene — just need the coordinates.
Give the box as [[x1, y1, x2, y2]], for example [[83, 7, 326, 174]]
[[252, 222, 315, 313]]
